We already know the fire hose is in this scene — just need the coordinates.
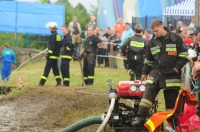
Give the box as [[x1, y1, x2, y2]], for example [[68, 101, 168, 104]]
[[60, 116, 103, 132], [96, 92, 117, 132]]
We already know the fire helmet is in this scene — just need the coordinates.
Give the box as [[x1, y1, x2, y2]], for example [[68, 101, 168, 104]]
[[45, 22, 58, 29]]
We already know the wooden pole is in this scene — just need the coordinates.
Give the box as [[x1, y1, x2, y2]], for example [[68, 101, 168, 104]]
[[195, 0, 200, 26]]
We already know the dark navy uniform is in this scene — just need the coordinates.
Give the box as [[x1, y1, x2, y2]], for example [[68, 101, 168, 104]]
[[121, 34, 147, 80], [83, 34, 102, 85], [138, 31, 188, 119], [39, 31, 62, 86], [60, 33, 74, 86]]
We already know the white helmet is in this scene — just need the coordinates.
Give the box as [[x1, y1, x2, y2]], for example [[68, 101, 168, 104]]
[[45, 22, 58, 29]]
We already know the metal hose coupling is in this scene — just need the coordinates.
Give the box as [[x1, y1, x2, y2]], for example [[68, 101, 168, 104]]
[[109, 91, 118, 100]]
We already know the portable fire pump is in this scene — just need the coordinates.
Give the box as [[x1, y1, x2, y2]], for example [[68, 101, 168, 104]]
[[104, 79, 162, 132]]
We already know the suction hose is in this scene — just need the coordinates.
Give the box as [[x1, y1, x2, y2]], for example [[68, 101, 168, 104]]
[[60, 116, 103, 132]]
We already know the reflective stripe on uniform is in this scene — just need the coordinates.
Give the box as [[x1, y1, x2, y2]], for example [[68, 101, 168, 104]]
[[166, 83, 181, 87], [56, 35, 61, 41], [55, 76, 61, 79], [63, 78, 70, 81], [48, 50, 53, 54], [49, 56, 59, 59], [144, 58, 153, 66], [140, 102, 152, 109], [151, 49, 160, 55], [147, 76, 154, 84], [147, 80, 153, 84], [130, 41, 144, 47], [165, 79, 181, 87], [165, 79, 181, 83], [60, 55, 72, 59], [88, 76, 94, 79], [178, 52, 188, 59], [41, 76, 47, 80], [150, 46, 160, 55], [166, 44, 176, 47], [141, 98, 153, 106], [166, 48, 176, 51], [66, 47, 71, 50], [84, 77, 88, 80]]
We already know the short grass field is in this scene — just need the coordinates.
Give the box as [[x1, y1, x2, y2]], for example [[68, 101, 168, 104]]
[[0, 56, 169, 131]]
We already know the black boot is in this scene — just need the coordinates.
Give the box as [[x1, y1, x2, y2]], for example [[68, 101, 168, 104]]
[[56, 81, 61, 86], [132, 116, 146, 126], [128, 69, 134, 81], [132, 106, 149, 126], [38, 80, 45, 86], [63, 81, 69, 87]]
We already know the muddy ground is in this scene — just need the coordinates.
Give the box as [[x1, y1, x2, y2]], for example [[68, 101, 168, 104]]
[[0, 87, 108, 132]]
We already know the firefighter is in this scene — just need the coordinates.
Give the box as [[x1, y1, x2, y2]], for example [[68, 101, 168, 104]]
[[132, 20, 188, 127], [121, 24, 147, 80], [38, 22, 62, 86], [60, 24, 74, 86], [81, 26, 102, 85], [1, 43, 16, 82]]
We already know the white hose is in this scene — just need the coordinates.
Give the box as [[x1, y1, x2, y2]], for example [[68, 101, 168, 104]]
[[96, 98, 116, 132]]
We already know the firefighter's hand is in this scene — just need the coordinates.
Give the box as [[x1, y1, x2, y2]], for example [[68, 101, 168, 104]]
[[141, 74, 147, 82]]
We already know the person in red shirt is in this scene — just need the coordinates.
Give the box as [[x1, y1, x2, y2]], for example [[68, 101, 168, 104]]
[[114, 18, 125, 39]]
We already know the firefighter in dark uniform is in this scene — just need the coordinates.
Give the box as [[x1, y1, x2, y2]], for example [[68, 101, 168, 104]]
[[81, 26, 102, 85], [39, 22, 62, 86], [132, 20, 188, 127], [121, 24, 147, 80], [60, 24, 74, 86]]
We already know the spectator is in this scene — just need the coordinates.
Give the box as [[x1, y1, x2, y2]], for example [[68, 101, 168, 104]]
[[177, 21, 184, 31], [69, 16, 82, 59], [104, 27, 111, 67], [120, 23, 134, 46], [85, 16, 97, 30], [144, 29, 152, 43], [114, 18, 125, 39], [189, 16, 195, 31], [108, 28, 120, 69], [1, 43, 16, 82], [97, 30, 108, 68], [167, 21, 174, 31]]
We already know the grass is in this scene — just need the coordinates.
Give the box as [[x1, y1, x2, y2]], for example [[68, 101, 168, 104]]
[[0, 56, 169, 131]]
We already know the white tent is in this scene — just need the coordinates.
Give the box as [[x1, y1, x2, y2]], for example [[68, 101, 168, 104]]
[[163, 0, 195, 16]]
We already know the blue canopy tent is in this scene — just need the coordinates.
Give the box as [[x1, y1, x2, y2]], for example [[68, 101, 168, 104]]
[[0, 1, 65, 47]]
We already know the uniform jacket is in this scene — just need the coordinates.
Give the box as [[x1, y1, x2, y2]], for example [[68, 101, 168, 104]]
[[2, 48, 16, 64], [60, 33, 74, 60], [121, 34, 147, 61], [143, 31, 188, 89], [47, 31, 61, 59], [84, 34, 102, 54]]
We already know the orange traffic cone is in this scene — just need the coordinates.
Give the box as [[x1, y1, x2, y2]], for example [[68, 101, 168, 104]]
[[18, 78, 23, 88]]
